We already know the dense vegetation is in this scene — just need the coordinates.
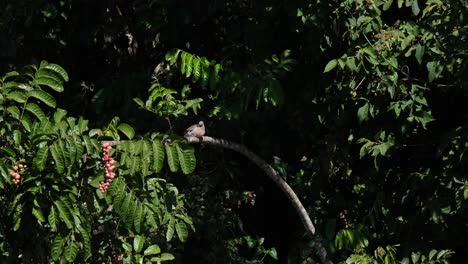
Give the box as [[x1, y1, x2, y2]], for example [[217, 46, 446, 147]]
[[0, 0, 467, 263]]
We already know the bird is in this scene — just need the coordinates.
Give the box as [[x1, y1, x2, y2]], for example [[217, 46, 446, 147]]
[[184, 121, 205, 138]]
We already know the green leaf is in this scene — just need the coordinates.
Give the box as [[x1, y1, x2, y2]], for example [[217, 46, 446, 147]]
[[383, 0, 393, 10], [51, 235, 63, 261], [32, 206, 46, 223], [48, 206, 58, 231], [54, 200, 73, 229], [77, 224, 92, 260], [6, 90, 27, 103], [323, 59, 338, 73], [415, 44, 424, 64], [166, 216, 175, 241], [133, 97, 145, 108], [165, 142, 179, 172], [165, 49, 181, 65], [28, 89, 56, 108], [118, 123, 135, 139], [144, 245, 161, 256], [427, 61, 441, 82], [122, 242, 133, 253], [268, 248, 278, 260], [6, 106, 20, 119], [357, 103, 369, 123], [53, 108, 68, 123], [411, 252, 421, 263], [134, 202, 145, 233], [185, 53, 194, 78], [411, 0, 420, 15], [21, 113, 31, 132], [159, 253, 175, 261], [65, 241, 79, 262], [175, 142, 196, 174], [134, 235, 145, 254], [42, 64, 69, 82], [192, 57, 201, 82], [25, 102, 47, 121], [35, 68, 66, 84], [34, 76, 64, 92], [77, 117, 89, 134], [50, 144, 65, 174], [175, 221, 188, 242]]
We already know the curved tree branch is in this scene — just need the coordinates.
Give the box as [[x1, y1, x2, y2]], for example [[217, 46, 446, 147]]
[[102, 136, 333, 264], [185, 135, 333, 264]]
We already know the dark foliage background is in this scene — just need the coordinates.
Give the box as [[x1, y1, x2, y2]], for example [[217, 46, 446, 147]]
[[1, 0, 467, 263]]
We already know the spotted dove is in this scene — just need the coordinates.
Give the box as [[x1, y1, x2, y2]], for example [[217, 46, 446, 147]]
[[184, 121, 205, 138]]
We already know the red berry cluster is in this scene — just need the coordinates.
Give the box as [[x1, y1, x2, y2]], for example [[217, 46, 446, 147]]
[[9, 164, 26, 185], [99, 143, 117, 192]]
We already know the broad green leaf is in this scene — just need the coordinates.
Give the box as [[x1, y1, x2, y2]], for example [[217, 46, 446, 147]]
[[35, 68, 66, 84], [192, 57, 201, 82], [411, 0, 420, 15], [383, 0, 393, 10], [6, 90, 27, 103], [65, 241, 79, 262], [268, 248, 278, 260], [134, 235, 145, 254], [175, 221, 188, 242], [411, 252, 421, 263], [175, 142, 196, 174], [51, 235, 63, 261], [34, 76, 64, 92], [144, 245, 161, 256], [323, 59, 338, 73], [77, 224, 92, 260], [54, 200, 73, 229], [134, 202, 145, 233], [133, 97, 145, 108], [43, 64, 69, 82], [165, 49, 181, 65], [180, 52, 187, 74], [50, 144, 65, 174], [165, 142, 179, 172], [415, 44, 424, 64], [28, 89, 56, 108], [33, 146, 49, 171], [159, 253, 175, 261], [6, 106, 20, 119], [166, 216, 175, 241], [185, 53, 194, 78], [48, 206, 57, 231], [357, 103, 369, 123], [21, 113, 32, 132], [118, 123, 135, 139], [25, 102, 46, 121], [32, 206, 46, 223], [53, 108, 67, 123], [122, 242, 133, 253]]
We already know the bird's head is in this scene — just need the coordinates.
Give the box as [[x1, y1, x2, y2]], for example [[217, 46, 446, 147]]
[[198, 121, 204, 127]]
